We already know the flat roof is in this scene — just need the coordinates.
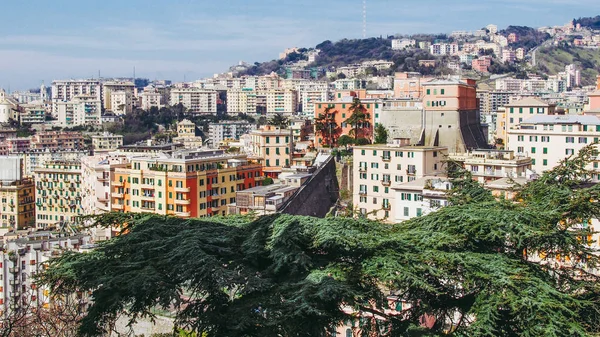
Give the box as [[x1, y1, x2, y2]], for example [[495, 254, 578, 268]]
[[521, 114, 600, 125]]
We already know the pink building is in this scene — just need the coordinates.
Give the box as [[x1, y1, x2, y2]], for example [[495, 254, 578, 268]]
[[472, 56, 492, 73], [508, 33, 518, 43]]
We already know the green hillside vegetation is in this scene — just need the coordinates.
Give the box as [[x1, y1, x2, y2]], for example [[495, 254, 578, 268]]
[[500, 25, 551, 50], [535, 46, 600, 86], [574, 15, 600, 30]]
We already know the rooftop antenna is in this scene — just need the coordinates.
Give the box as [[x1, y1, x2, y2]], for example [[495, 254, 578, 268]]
[[362, 0, 367, 39]]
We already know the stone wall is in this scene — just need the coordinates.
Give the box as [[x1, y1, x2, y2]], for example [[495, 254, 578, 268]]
[[280, 155, 340, 217]]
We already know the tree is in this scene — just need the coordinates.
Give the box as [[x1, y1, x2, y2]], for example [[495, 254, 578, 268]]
[[314, 107, 340, 147], [39, 146, 600, 337], [267, 113, 288, 128], [337, 135, 354, 149], [344, 98, 371, 142], [373, 124, 388, 144]]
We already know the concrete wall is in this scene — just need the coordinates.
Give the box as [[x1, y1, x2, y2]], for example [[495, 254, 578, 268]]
[[280, 155, 340, 217]]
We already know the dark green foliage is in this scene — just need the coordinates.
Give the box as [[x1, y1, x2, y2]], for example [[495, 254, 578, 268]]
[[267, 113, 288, 128], [337, 135, 354, 148], [500, 25, 552, 50], [574, 16, 600, 30], [374, 124, 388, 144], [344, 98, 371, 141], [39, 146, 600, 336]]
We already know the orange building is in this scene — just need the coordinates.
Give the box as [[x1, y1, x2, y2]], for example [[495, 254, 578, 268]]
[[393, 72, 428, 98], [112, 149, 262, 218], [313, 99, 377, 147]]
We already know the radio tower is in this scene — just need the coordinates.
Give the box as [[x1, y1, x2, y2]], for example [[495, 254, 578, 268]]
[[362, 0, 367, 38]]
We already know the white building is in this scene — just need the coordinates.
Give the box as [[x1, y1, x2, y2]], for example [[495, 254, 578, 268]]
[[92, 132, 124, 152], [208, 121, 256, 147], [392, 39, 416, 50], [109, 91, 133, 115], [170, 88, 218, 113], [19, 103, 46, 125], [55, 94, 102, 127], [392, 176, 451, 222], [353, 141, 447, 221], [102, 81, 135, 112], [486, 24, 498, 34], [429, 43, 459, 56], [0, 89, 18, 124], [227, 88, 257, 114], [80, 154, 128, 223], [140, 88, 163, 110], [265, 89, 298, 114], [502, 49, 516, 63], [506, 115, 600, 176], [51, 79, 101, 115]]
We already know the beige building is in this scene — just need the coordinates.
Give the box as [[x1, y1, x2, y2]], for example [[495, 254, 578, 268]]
[[34, 160, 83, 229], [140, 88, 163, 110], [353, 140, 448, 221], [0, 176, 35, 230], [102, 81, 135, 112], [55, 94, 102, 126], [227, 88, 257, 113], [496, 97, 557, 143], [170, 88, 217, 113], [507, 115, 600, 176], [51, 79, 102, 115], [392, 176, 451, 222], [250, 126, 294, 177], [265, 89, 298, 113], [449, 149, 532, 183], [92, 132, 124, 152]]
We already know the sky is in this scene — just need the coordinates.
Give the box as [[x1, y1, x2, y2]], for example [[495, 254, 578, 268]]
[[2, 0, 600, 90]]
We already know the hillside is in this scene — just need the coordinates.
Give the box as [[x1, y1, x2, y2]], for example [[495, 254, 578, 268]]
[[500, 25, 551, 50], [535, 46, 600, 86]]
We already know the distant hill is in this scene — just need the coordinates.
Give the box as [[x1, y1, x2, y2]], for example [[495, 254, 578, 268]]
[[500, 26, 551, 50], [574, 15, 600, 30], [535, 46, 600, 86]]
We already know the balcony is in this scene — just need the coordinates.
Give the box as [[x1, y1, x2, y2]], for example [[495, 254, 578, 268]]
[[406, 169, 417, 176], [9, 279, 20, 285], [113, 181, 124, 187], [382, 203, 391, 211], [141, 194, 155, 200], [359, 190, 367, 196], [9, 267, 19, 273], [175, 211, 191, 217], [140, 207, 155, 213], [113, 193, 124, 198], [141, 184, 155, 190], [175, 199, 191, 205], [112, 204, 124, 210], [381, 180, 391, 187], [359, 166, 367, 173], [381, 156, 391, 162], [175, 187, 191, 193]]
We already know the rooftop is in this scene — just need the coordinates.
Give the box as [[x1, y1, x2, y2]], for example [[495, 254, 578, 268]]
[[520, 114, 600, 125], [505, 96, 551, 107]]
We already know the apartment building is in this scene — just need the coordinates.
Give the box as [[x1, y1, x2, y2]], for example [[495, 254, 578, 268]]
[[34, 160, 83, 229], [448, 149, 532, 183], [140, 88, 163, 110], [0, 157, 34, 230], [299, 89, 329, 116], [226, 88, 257, 113], [392, 39, 416, 50], [393, 72, 426, 99], [392, 176, 451, 222], [30, 131, 85, 150], [249, 126, 294, 176], [506, 115, 600, 175], [265, 89, 298, 113], [19, 103, 45, 125], [496, 97, 557, 143], [170, 88, 218, 113], [353, 141, 447, 221], [476, 90, 514, 115], [209, 121, 256, 147], [0, 233, 92, 316], [92, 132, 124, 152], [112, 149, 262, 218], [313, 99, 377, 146], [51, 79, 101, 114], [19, 149, 88, 177], [0, 138, 31, 155], [55, 94, 102, 127], [81, 154, 129, 216], [102, 81, 135, 113]]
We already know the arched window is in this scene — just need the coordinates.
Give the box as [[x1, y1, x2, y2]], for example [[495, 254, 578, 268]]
[[346, 328, 353, 337]]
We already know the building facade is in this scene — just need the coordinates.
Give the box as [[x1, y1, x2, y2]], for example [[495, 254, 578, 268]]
[[170, 88, 218, 113]]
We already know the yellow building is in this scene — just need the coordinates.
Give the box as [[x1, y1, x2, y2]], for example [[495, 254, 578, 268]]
[[0, 178, 35, 230], [112, 149, 262, 218], [34, 160, 83, 230], [92, 132, 124, 151], [250, 125, 293, 177]]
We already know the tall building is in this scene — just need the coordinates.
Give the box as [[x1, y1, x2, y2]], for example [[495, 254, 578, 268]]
[[19, 149, 88, 177], [496, 97, 557, 143], [226, 88, 257, 114], [170, 88, 217, 113], [102, 81, 135, 113], [34, 160, 83, 230], [91, 132, 124, 152], [506, 115, 600, 176], [0, 156, 34, 230], [140, 87, 163, 110], [353, 140, 447, 221], [265, 89, 298, 113], [55, 94, 102, 126], [19, 103, 46, 125], [249, 126, 294, 177], [209, 121, 256, 147], [81, 154, 129, 218], [112, 149, 262, 218], [421, 79, 488, 153], [51, 79, 101, 115]]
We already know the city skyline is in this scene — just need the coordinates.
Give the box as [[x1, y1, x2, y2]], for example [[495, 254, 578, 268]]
[[2, 0, 600, 90]]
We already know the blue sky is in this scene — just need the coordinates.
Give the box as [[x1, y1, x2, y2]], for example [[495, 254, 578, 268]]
[[2, 0, 600, 90]]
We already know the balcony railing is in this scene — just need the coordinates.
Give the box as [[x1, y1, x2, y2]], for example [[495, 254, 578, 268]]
[[382, 203, 391, 211], [359, 190, 367, 196], [175, 199, 191, 205], [381, 156, 391, 162], [359, 166, 367, 173], [175, 211, 191, 217], [112, 204, 124, 210], [113, 181, 125, 187], [381, 180, 391, 187], [175, 187, 191, 193]]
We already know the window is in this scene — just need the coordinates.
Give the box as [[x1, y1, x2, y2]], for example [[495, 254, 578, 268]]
[[543, 148, 548, 154], [529, 108, 534, 114], [517, 135, 524, 141], [416, 208, 423, 217], [579, 137, 588, 144], [403, 207, 409, 217], [373, 186, 379, 192], [566, 149, 575, 155], [441, 89, 445, 95], [531, 147, 536, 154], [566, 137, 575, 143], [361, 149, 365, 155], [543, 159, 548, 166]]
